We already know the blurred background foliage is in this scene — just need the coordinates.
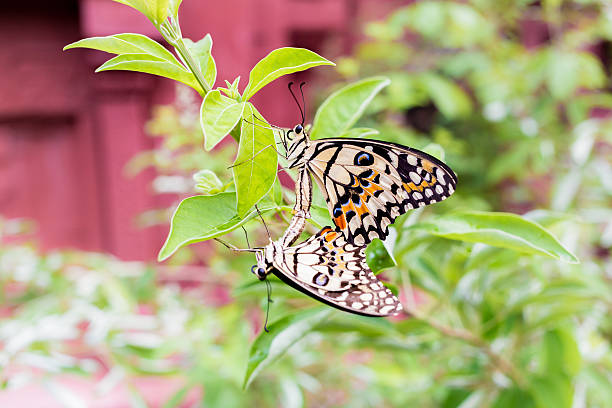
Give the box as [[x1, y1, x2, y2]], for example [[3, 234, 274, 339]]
[[2, 1, 612, 407]]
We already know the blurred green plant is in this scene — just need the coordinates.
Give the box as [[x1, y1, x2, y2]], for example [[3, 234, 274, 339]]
[[2, 0, 611, 407]]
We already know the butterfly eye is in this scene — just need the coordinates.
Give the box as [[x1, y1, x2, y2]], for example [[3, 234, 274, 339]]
[[294, 124, 303, 134], [354, 152, 374, 166]]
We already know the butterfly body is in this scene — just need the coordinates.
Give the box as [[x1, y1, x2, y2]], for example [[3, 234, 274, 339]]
[[283, 125, 458, 246]]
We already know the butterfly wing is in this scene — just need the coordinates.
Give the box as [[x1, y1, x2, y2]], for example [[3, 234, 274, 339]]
[[305, 138, 457, 246], [270, 227, 403, 317]]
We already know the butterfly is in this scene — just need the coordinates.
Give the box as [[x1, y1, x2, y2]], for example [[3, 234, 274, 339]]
[[281, 125, 457, 247], [275, 83, 458, 247], [251, 225, 403, 317]]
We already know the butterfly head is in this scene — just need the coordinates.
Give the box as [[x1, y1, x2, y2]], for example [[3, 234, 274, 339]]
[[251, 249, 272, 281], [285, 124, 310, 168]]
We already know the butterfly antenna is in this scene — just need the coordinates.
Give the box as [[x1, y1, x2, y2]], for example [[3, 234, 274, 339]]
[[263, 279, 274, 333], [214, 238, 259, 252], [242, 226, 251, 249], [288, 82, 305, 125], [255, 205, 271, 240], [252, 114, 284, 130], [299, 82, 306, 125]]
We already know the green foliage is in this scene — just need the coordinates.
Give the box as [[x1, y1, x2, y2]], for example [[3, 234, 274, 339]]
[[310, 76, 390, 139], [242, 48, 335, 100], [412, 211, 578, 263], [233, 103, 277, 217]]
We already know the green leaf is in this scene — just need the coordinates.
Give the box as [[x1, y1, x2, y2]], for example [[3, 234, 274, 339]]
[[233, 103, 277, 217], [365, 239, 396, 273], [158, 194, 277, 261], [193, 169, 223, 195], [95, 54, 199, 90], [492, 388, 535, 408], [200, 90, 245, 150], [158, 193, 236, 261], [168, 0, 182, 18], [310, 77, 390, 140], [113, 0, 169, 24], [243, 47, 335, 100], [243, 307, 332, 389], [412, 211, 579, 263], [543, 329, 581, 376], [528, 375, 573, 408], [184, 34, 217, 87], [337, 127, 380, 138], [419, 73, 472, 119], [112, 0, 152, 20], [64, 33, 183, 67]]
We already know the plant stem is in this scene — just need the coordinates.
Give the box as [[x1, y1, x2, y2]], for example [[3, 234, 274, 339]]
[[173, 37, 211, 93], [159, 20, 211, 94], [399, 268, 525, 388]]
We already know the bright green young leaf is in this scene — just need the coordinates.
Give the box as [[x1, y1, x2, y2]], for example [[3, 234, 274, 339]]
[[95, 54, 199, 90], [168, 0, 182, 18], [64, 33, 183, 67], [243, 307, 332, 389], [153, 0, 170, 23], [113, 0, 169, 24], [184, 34, 217, 87], [419, 73, 472, 119], [243, 47, 335, 100], [200, 90, 245, 150], [158, 194, 276, 261], [412, 211, 579, 263], [233, 103, 277, 217], [310, 77, 390, 140], [112, 0, 152, 20], [193, 169, 224, 195]]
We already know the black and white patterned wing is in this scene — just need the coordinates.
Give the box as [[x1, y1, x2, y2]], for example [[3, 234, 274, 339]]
[[271, 227, 403, 317], [305, 139, 457, 246]]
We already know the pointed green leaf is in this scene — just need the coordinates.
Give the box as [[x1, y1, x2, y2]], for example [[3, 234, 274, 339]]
[[158, 193, 277, 261], [419, 73, 472, 119], [112, 0, 169, 24], [95, 54, 199, 90], [243, 47, 335, 100], [153, 0, 170, 23], [337, 127, 380, 138], [200, 90, 245, 151], [184, 34, 217, 87], [112, 0, 152, 19], [412, 211, 579, 263], [233, 103, 277, 217], [168, 0, 182, 18], [64, 33, 183, 67], [243, 307, 332, 389], [310, 77, 390, 140]]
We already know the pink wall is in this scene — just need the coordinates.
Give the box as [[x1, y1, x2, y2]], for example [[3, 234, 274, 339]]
[[0, 0, 370, 260]]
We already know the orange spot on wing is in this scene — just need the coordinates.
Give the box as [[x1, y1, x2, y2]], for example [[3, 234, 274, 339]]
[[422, 161, 434, 173], [324, 230, 338, 242], [334, 213, 347, 230], [404, 182, 423, 192]]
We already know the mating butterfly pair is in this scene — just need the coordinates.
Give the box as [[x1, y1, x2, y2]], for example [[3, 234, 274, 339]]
[[247, 116, 457, 317]]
